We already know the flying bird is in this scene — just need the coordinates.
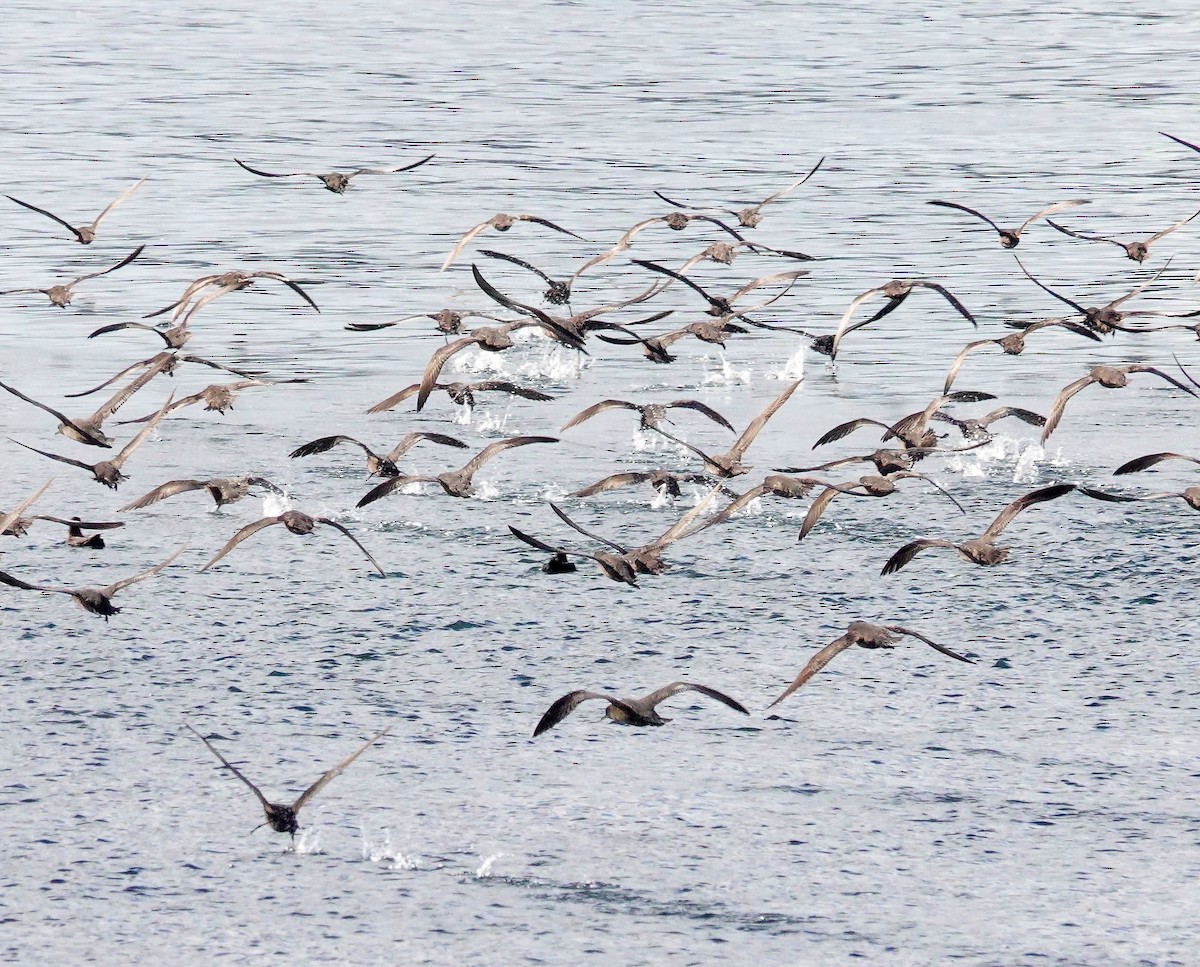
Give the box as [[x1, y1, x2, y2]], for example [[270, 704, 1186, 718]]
[[653, 379, 802, 477], [0, 245, 144, 307], [357, 436, 558, 503], [440, 213, 584, 272], [5, 177, 146, 244], [767, 621, 973, 706], [289, 431, 468, 478], [1040, 365, 1197, 443], [881, 483, 1078, 573], [10, 392, 175, 489], [0, 544, 186, 620], [186, 723, 392, 838], [200, 510, 386, 577], [830, 280, 976, 360], [1045, 207, 1200, 262], [234, 154, 434, 193], [119, 475, 283, 511], [653, 156, 825, 228], [927, 198, 1086, 248], [533, 682, 749, 735]]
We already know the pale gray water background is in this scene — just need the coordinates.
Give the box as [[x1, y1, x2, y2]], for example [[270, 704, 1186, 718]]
[[1, 1, 1200, 963]]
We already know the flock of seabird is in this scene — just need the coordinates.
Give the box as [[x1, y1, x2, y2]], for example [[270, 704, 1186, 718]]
[[2, 135, 1199, 840]]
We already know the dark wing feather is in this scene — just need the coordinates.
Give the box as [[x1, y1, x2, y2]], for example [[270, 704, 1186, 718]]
[[291, 726, 392, 812]]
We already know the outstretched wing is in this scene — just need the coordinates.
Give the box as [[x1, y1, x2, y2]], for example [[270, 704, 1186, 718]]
[[88, 177, 147, 230], [291, 726, 392, 812], [729, 380, 802, 460], [5, 194, 81, 237], [350, 154, 435, 176], [199, 517, 284, 572], [927, 199, 1003, 234], [533, 691, 627, 737], [766, 634, 856, 707], [0, 479, 54, 538], [73, 245, 145, 285], [1114, 451, 1200, 475], [880, 538, 959, 575], [0, 378, 111, 447], [314, 518, 387, 576], [102, 543, 187, 596], [234, 158, 310, 179], [885, 625, 974, 664], [185, 723, 272, 808], [1040, 375, 1098, 442], [1016, 199, 1088, 235], [641, 681, 750, 715], [118, 479, 207, 511], [982, 483, 1077, 539]]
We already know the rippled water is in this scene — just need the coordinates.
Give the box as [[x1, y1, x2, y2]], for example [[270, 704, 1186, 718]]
[[2, 1, 1200, 963]]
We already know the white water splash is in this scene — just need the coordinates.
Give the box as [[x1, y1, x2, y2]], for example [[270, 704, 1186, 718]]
[[703, 351, 752, 387], [777, 345, 806, 380], [261, 492, 293, 516], [470, 409, 512, 434], [941, 435, 1062, 483], [475, 853, 502, 878], [473, 479, 501, 501], [293, 828, 324, 855], [361, 828, 419, 870]]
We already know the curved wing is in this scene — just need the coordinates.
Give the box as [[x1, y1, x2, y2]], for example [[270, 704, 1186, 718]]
[[185, 723, 272, 809], [1015, 198, 1087, 234], [416, 338, 478, 412], [356, 475, 436, 508], [927, 199, 1002, 233], [1040, 375, 1098, 442], [0, 379, 111, 447], [756, 157, 826, 206], [458, 436, 558, 481], [384, 431, 470, 461], [5, 194, 82, 238], [366, 383, 420, 414], [33, 516, 124, 530], [641, 681, 750, 715], [199, 517, 284, 572], [798, 486, 846, 541], [233, 158, 309, 179], [728, 380, 802, 460], [667, 399, 735, 431], [766, 634, 856, 707], [469, 379, 554, 401], [812, 417, 890, 449], [72, 245, 144, 285], [881, 538, 959, 575], [102, 543, 187, 596], [350, 154, 434, 176], [289, 435, 370, 459], [478, 249, 558, 286], [1114, 451, 1200, 475], [441, 218, 503, 272], [314, 518, 387, 576], [118, 478, 207, 511], [8, 439, 95, 473], [1126, 365, 1200, 398], [569, 471, 652, 497], [516, 214, 584, 240], [549, 502, 627, 553], [1013, 256, 1088, 315], [942, 339, 997, 394], [291, 726, 392, 812], [88, 177, 147, 230], [533, 691, 628, 737], [1044, 219, 1123, 247], [0, 479, 54, 538], [560, 399, 640, 431], [982, 483, 1077, 539], [885, 625, 974, 664]]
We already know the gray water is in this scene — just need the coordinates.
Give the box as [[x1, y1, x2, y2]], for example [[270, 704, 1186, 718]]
[[2, 1, 1200, 963]]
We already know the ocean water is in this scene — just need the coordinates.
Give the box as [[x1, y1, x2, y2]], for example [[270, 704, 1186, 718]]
[[1, 1, 1199, 963]]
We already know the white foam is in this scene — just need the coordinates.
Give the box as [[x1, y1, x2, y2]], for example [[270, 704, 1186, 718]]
[[293, 827, 324, 855], [261, 492, 292, 516], [475, 853, 502, 878], [702, 351, 752, 387], [361, 828, 419, 870], [777, 345, 806, 380]]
